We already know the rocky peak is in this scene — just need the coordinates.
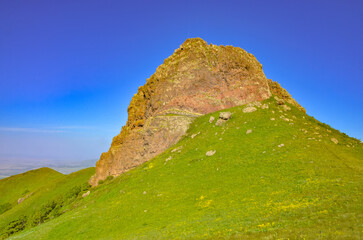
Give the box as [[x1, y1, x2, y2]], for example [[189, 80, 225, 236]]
[[89, 38, 304, 186]]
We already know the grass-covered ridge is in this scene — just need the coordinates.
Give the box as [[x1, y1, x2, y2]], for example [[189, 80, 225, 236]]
[[0, 168, 94, 239], [0, 168, 63, 215], [5, 96, 363, 239]]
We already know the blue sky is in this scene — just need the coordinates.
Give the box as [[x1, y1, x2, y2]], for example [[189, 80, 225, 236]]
[[0, 0, 362, 165]]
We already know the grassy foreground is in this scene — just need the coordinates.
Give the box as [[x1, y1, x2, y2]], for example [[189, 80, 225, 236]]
[[3, 97, 363, 239]]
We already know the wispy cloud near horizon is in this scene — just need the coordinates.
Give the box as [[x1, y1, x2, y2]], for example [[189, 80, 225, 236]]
[[0, 126, 94, 133], [53, 126, 94, 130], [0, 127, 64, 133]]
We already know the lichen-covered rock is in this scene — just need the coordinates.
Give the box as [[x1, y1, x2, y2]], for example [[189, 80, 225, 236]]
[[209, 116, 215, 123], [90, 38, 305, 185], [268, 79, 305, 112], [331, 138, 339, 144], [191, 132, 200, 139], [261, 104, 269, 109], [276, 98, 285, 105], [215, 119, 225, 126], [243, 107, 257, 113], [206, 150, 216, 156], [82, 191, 90, 198], [17, 192, 33, 204], [282, 105, 291, 111], [17, 197, 24, 204], [247, 101, 262, 108], [219, 112, 232, 120]]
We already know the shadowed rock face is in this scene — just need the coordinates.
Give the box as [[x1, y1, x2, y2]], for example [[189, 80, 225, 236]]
[[89, 38, 304, 185]]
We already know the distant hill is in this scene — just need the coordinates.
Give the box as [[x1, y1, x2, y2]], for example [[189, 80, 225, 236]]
[[4, 97, 362, 239], [0, 168, 63, 207], [0, 159, 97, 179], [0, 167, 94, 239]]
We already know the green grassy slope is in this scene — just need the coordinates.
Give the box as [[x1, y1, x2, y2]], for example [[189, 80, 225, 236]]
[[7, 97, 363, 239], [0, 168, 95, 239], [0, 168, 63, 210]]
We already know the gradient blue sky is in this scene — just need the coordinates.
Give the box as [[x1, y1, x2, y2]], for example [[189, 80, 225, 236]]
[[0, 0, 362, 165]]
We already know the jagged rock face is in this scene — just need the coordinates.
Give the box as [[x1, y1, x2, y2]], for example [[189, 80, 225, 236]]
[[267, 79, 305, 112], [89, 38, 302, 185]]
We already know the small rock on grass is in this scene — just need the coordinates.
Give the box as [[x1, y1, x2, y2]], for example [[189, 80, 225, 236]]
[[243, 106, 257, 113], [261, 104, 269, 109], [171, 146, 183, 152], [215, 119, 225, 126], [206, 150, 216, 156], [246, 129, 252, 134], [219, 112, 232, 120], [82, 191, 90, 198], [331, 138, 338, 144], [276, 98, 285, 105], [191, 132, 200, 138], [209, 116, 215, 123], [282, 105, 291, 111]]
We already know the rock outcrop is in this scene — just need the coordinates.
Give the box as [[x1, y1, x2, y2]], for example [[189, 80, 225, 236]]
[[268, 79, 305, 112], [17, 192, 33, 204], [89, 38, 303, 185]]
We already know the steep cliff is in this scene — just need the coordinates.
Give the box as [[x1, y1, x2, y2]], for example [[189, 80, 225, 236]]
[[89, 38, 303, 185]]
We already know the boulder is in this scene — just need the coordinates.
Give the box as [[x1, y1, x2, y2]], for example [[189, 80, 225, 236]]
[[206, 150, 216, 156], [331, 138, 338, 144], [171, 146, 183, 152], [282, 105, 291, 111], [261, 104, 269, 109], [254, 102, 262, 107], [215, 119, 225, 126], [209, 116, 215, 123], [191, 132, 200, 138], [219, 112, 232, 120], [82, 191, 90, 198], [17, 192, 33, 204], [277, 99, 285, 105], [165, 156, 172, 162], [247, 101, 262, 107], [243, 107, 257, 113]]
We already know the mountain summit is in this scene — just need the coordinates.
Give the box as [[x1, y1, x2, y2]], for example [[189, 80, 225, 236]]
[[2, 39, 362, 239], [90, 38, 304, 185]]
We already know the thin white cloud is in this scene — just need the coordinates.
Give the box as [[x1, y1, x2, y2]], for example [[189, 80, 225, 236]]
[[54, 126, 93, 129], [0, 127, 64, 133]]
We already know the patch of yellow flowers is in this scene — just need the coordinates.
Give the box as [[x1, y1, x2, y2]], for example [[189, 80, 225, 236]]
[[197, 195, 213, 208]]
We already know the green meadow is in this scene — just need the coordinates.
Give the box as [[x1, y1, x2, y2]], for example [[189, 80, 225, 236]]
[[1, 97, 362, 239]]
